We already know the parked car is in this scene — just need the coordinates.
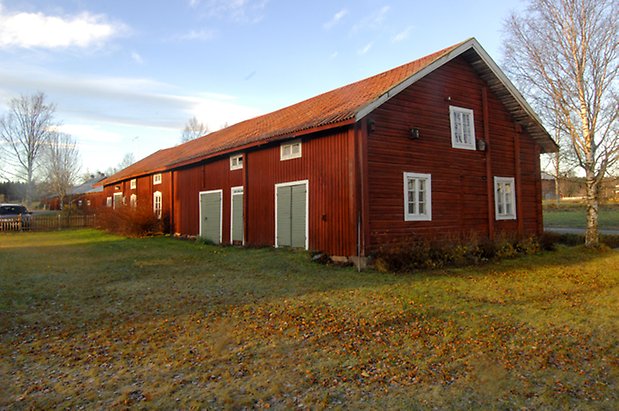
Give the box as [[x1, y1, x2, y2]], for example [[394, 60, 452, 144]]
[[0, 203, 32, 230]]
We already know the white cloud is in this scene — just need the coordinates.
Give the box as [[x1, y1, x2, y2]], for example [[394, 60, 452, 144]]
[[329, 51, 339, 59], [392, 26, 413, 43], [358, 42, 374, 55], [57, 124, 123, 143], [198, 0, 269, 23], [352, 6, 391, 33], [131, 52, 144, 64], [0, 4, 125, 49], [177, 29, 216, 41], [323, 9, 348, 30]]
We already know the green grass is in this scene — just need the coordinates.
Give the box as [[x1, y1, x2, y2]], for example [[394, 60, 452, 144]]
[[1, 230, 618, 409], [544, 204, 619, 229]]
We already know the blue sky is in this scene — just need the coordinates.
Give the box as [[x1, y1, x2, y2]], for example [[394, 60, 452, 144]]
[[0, 0, 525, 175]]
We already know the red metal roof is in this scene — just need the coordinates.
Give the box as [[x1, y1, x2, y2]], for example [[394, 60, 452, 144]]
[[101, 38, 554, 186]]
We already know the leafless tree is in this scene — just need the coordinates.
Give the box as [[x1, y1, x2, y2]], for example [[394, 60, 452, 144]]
[[0, 92, 57, 203], [181, 116, 209, 143], [117, 152, 135, 170], [43, 132, 81, 209], [503, 0, 618, 247]]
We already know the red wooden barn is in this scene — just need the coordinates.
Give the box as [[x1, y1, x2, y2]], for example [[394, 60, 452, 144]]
[[101, 38, 557, 263]]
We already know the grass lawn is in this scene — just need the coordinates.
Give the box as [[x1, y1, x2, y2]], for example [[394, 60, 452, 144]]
[[1, 230, 618, 409], [544, 203, 619, 229]]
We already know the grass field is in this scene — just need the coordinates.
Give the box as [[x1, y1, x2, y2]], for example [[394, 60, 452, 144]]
[[544, 203, 619, 229], [1, 230, 618, 409]]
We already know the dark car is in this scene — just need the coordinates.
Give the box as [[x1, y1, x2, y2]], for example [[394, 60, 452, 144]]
[[0, 203, 32, 230]]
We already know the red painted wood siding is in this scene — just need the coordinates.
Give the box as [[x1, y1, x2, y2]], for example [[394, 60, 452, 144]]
[[173, 156, 242, 241], [366, 56, 543, 251], [173, 127, 357, 256]]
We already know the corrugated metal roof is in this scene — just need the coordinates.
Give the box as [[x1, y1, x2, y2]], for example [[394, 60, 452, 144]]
[[101, 38, 555, 186]]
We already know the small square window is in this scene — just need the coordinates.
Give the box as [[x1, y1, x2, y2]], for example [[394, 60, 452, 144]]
[[494, 177, 516, 220], [280, 139, 302, 160], [403, 172, 432, 221], [449, 106, 476, 150], [230, 154, 243, 170], [153, 173, 162, 185], [130, 179, 137, 189]]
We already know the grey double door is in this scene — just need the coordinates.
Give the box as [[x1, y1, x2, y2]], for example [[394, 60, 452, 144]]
[[276, 182, 307, 249]]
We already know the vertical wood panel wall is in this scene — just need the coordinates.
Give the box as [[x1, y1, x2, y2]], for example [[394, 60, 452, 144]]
[[366, 56, 543, 251]]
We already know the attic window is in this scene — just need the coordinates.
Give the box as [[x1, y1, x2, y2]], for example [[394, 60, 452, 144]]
[[130, 179, 137, 189], [449, 106, 476, 150], [281, 139, 302, 161], [153, 173, 162, 185], [230, 154, 243, 170]]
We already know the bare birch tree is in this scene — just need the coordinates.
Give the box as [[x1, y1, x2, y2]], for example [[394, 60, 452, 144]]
[[0, 92, 57, 203], [181, 116, 209, 143], [43, 132, 81, 209], [503, 0, 618, 247]]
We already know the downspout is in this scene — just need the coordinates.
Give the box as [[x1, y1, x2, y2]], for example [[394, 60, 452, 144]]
[[514, 125, 524, 237], [482, 87, 494, 240]]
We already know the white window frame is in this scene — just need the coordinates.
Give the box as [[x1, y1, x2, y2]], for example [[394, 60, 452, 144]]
[[230, 186, 244, 245], [230, 154, 243, 170], [494, 177, 516, 220], [274, 179, 309, 250], [130, 179, 137, 189], [113, 192, 123, 210], [106, 196, 112, 208], [130, 193, 137, 209], [280, 139, 302, 161], [153, 173, 162, 185], [449, 105, 476, 150], [153, 191, 162, 219], [403, 172, 432, 221]]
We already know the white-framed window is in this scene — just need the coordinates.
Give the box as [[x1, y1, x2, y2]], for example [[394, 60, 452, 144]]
[[130, 179, 137, 189], [113, 192, 123, 210], [449, 106, 476, 150], [494, 177, 516, 220], [153, 191, 162, 219], [106, 197, 112, 208], [230, 154, 243, 170], [130, 194, 137, 209], [153, 173, 162, 185], [86, 200, 91, 207], [280, 139, 302, 160], [403, 172, 432, 221]]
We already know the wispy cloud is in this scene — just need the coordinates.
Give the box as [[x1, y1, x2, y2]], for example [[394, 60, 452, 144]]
[[323, 9, 348, 30], [177, 29, 216, 41], [392, 25, 413, 43], [352, 5, 391, 33], [195, 0, 269, 23], [0, 3, 126, 49], [131, 51, 144, 64], [329, 51, 338, 59], [358, 42, 374, 55]]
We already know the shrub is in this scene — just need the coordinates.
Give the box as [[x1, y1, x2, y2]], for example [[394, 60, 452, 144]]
[[373, 233, 543, 273], [96, 207, 165, 237]]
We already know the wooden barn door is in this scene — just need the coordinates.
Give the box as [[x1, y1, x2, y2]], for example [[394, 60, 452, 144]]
[[230, 187, 244, 244], [199, 190, 222, 244], [275, 181, 308, 249]]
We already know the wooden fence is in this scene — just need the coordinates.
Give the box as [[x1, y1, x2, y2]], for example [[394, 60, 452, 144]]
[[0, 214, 97, 232]]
